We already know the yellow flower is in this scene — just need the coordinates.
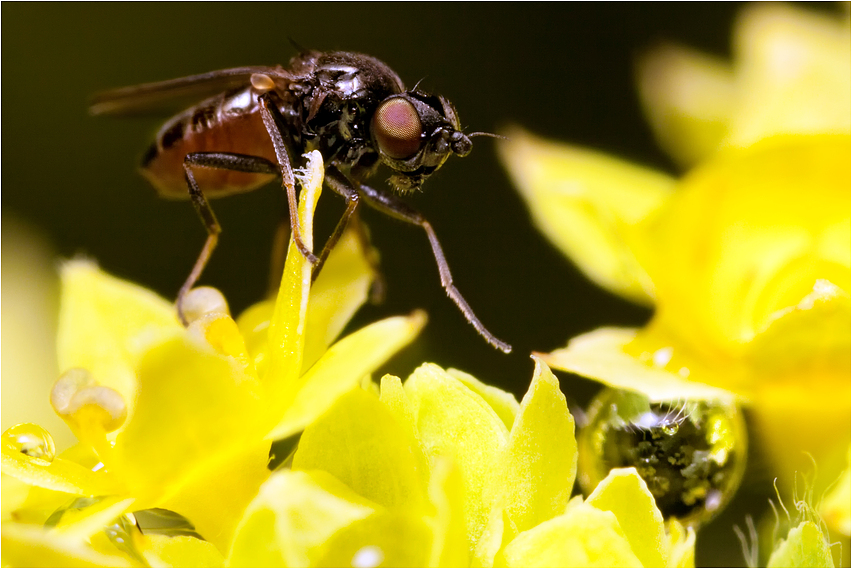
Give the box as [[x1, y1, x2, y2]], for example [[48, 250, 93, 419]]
[[1, 217, 72, 450], [227, 359, 696, 567], [636, 3, 850, 166], [1, 151, 425, 565], [499, 1, 850, 536]]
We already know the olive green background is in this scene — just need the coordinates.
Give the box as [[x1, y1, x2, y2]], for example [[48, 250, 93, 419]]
[[2, 3, 839, 565]]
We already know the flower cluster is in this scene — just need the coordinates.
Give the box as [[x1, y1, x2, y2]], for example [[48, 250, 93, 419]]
[[2, 145, 707, 568], [2, 151, 694, 567], [229, 360, 695, 567], [2, 153, 425, 565], [499, 2, 849, 553]]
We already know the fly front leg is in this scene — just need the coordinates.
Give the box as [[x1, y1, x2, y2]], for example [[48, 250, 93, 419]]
[[355, 179, 512, 353], [258, 93, 318, 266], [324, 167, 385, 303], [178, 152, 278, 325]]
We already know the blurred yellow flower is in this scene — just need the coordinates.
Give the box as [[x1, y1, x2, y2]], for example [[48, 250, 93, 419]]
[[636, 3, 850, 166], [500, 1, 850, 538], [1, 151, 425, 565], [1, 217, 72, 449]]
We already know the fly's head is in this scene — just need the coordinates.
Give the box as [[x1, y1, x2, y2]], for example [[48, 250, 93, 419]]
[[370, 91, 471, 194]]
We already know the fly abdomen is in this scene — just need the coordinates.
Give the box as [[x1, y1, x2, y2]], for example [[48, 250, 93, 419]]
[[141, 88, 278, 199]]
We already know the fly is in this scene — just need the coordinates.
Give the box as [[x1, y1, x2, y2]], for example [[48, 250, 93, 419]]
[[90, 50, 510, 353]]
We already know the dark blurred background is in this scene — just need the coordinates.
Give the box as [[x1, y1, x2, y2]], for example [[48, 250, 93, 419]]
[[3, 3, 840, 565]]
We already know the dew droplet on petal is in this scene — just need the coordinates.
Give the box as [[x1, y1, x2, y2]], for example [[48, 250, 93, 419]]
[[181, 286, 230, 324], [579, 388, 747, 527], [105, 513, 146, 565], [352, 545, 384, 568], [2, 423, 56, 462]]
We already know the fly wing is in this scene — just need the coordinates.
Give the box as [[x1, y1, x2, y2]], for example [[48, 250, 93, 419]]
[[89, 66, 293, 116]]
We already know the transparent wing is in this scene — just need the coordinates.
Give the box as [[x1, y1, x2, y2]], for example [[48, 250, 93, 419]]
[[89, 66, 292, 116]]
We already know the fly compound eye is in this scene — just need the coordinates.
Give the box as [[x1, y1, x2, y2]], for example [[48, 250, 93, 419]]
[[372, 98, 423, 160]]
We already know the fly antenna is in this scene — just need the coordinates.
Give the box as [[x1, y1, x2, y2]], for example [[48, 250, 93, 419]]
[[468, 131, 508, 140]]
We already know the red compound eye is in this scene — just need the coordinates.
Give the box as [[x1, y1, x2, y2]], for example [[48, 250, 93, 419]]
[[372, 98, 422, 159]]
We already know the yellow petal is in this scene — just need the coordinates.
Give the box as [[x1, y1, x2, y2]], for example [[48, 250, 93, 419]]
[[157, 443, 270, 556], [312, 511, 433, 568], [2, 473, 32, 521], [237, 225, 374, 381], [227, 470, 377, 567], [1, 443, 121, 497], [263, 150, 323, 416], [635, 134, 850, 354], [57, 260, 182, 414], [2, 522, 132, 567], [111, 337, 270, 551], [143, 534, 225, 568], [586, 468, 667, 568], [447, 368, 520, 432], [498, 503, 643, 568], [292, 387, 428, 512], [747, 280, 849, 384], [234, 299, 274, 380], [729, 4, 851, 148], [52, 496, 135, 540], [302, 225, 374, 371], [267, 311, 426, 440], [499, 127, 674, 305], [665, 519, 696, 568], [543, 327, 738, 402], [378, 374, 421, 454], [636, 43, 735, 167], [766, 521, 834, 568], [747, 281, 850, 494], [500, 357, 576, 534], [3, 443, 106, 524], [404, 363, 508, 559], [426, 457, 469, 568]]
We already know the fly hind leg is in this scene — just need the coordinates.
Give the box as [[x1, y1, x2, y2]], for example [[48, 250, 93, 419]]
[[326, 167, 511, 353], [178, 152, 278, 325]]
